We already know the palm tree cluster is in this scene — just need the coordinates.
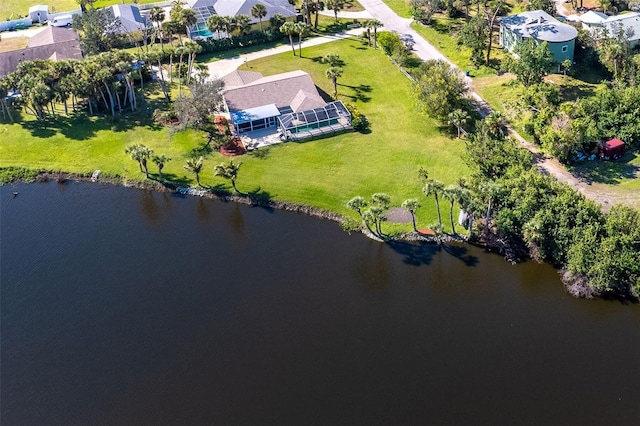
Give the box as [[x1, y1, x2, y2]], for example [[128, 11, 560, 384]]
[[364, 20, 383, 48], [1, 50, 142, 120], [280, 22, 311, 57], [207, 14, 252, 39], [347, 193, 391, 239]]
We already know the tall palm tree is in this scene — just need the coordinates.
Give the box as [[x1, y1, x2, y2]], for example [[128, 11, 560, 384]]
[[183, 40, 202, 84], [366, 19, 383, 48], [269, 13, 286, 31], [150, 7, 166, 50], [184, 156, 204, 186], [294, 22, 309, 57], [214, 160, 242, 193], [326, 0, 344, 23], [180, 8, 197, 39], [442, 185, 461, 234], [125, 144, 153, 178], [251, 3, 267, 32], [402, 199, 420, 233], [280, 22, 297, 56], [152, 154, 171, 180], [325, 66, 343, 98], [347, 196, 375, 236], [424, 179, 444, 227]]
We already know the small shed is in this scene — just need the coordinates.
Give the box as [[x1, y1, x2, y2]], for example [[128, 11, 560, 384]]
[[601, 138, 625, 160], [29, 5, 49, 23]]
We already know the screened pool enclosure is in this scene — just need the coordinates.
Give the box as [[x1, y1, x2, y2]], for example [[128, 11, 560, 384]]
[[277, 101, 352, 140]]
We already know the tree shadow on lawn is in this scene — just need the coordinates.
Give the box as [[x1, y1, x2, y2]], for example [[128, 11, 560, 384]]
[[569, 152, 640, 185], [310, 55, 346, 67], [247, 186, 275, 209], [158, 172, 193, 187], [337, 83, 372, 102], [20, 108, 162, 140], [247, 146, 271, 160], [558, 82, 596, 102]]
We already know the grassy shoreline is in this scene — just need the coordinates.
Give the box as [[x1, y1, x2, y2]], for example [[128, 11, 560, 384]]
[[1, 37, 469, 235]]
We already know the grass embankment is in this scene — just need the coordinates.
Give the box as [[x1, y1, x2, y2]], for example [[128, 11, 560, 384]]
[[1, 37, 468, 232]]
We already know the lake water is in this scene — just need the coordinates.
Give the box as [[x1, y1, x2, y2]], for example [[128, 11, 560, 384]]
[[1, 181, 639, 425]]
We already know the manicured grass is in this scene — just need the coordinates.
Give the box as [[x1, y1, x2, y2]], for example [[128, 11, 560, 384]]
[[1, 0, 158, 20], [383, 0, 413, 18], [0, 37, 469, 232]]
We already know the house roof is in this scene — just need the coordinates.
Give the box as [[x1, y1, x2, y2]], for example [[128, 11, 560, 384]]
[[109, 4, 150, 33], [223, 70, 326, 112], [500, 10, 578, 43], [187, 0, 217, 8], [28, 26, 79, 48], [222, 70, 264, 89], [0, 39, 83, 77], [214, 0, 296, 22], [579, 10, 608, 24], [602, 12, 640, 41]]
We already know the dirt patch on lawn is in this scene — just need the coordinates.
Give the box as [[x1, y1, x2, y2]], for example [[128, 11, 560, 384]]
[[387, 207, 412, 223]]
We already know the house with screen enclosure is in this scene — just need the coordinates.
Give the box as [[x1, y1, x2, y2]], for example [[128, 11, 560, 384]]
[[499, 10, 578, 69], [222, 69, 352, 141]]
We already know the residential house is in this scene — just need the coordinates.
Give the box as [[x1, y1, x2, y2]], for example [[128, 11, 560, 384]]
[[601, 12, 640, 48], [0, 26, 82, 77], [499, 10, 578, 66], [222, 70, 351, 140], [107, 4, 151, 35], [578, 10, 608, 33]]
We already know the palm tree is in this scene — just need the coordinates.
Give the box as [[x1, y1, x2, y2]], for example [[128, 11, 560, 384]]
[[183, 40, 202, 84], [214, 160, 242, 193], [150, 7, 166, 50], [366, 19, 382, 49], [207, 15, 226, 39], [152, 154, 171, 180], [125, 144, 153, 178], [321, 53, 342, 67], [371, 193, 391, 237], [294, 22, 309, 57], [251, 3, 267, 32], [480, 180, 502, 239], [280, 22, 297, 56], [325, 66, 343, 98], [347, 196, 375, 235], [326, 0, 344, 23], [402, 199, 420, 233], [184, 156, 204, 186], [448, 108, 469, 138], [234, 15, 251, 35], [423, 179, 444, 227], [180, 8, 197, 39], [441, 185, 461, 234], [269, 13, 286, 31]]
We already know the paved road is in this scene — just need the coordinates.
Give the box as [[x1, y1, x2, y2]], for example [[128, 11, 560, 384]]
[[206, 28, 365, 78]]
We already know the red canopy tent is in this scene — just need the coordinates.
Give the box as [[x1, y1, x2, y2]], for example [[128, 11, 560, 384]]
[[601, 139, 625, 160]]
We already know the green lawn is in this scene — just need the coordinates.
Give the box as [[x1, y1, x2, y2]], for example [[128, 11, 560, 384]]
[[1, 37, 469, 233]]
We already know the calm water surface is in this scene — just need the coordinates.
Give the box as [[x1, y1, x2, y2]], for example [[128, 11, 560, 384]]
[[1, 181, 639, 425]]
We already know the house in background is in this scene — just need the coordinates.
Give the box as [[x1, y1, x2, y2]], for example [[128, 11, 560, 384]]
[[601, 12, 640, 48], [187, 0, 297, 39], [0, 26, 82, 77], [107, 4, 151, 35], [499, 10, 578, 67], [578, 10, 608, 33], [222, 70, 351, 140]]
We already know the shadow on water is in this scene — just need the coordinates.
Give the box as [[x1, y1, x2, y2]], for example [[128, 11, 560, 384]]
[[387, 240, 478, 267]]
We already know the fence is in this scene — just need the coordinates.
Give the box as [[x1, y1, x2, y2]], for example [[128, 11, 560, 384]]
[[0, 18, 32, 32]]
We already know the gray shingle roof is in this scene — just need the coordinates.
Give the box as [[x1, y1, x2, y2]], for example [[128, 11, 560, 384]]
[[0, 39, 83, 77], [28, 26, 79, 48], [603, 12, 640, 41], [222, 70, 264, 89], [223, 70, 326, 112]]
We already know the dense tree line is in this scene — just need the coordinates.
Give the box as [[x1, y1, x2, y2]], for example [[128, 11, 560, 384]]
[[0, 51, 146, 120]]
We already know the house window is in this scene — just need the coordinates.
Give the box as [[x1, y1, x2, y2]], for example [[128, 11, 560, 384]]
[[561, 45, 568, 52]]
